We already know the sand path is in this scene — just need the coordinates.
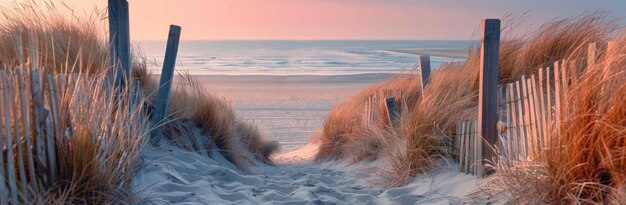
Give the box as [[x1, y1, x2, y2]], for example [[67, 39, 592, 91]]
[[132, 143, 479, 205], [132, 74, 481, 204]]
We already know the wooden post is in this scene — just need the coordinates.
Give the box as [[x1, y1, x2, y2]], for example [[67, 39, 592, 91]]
[[554, 61, 562, 123], [545, 66, 552, 142], [151, 25, 182, 143], [477, 19, 500, 175], [503, 84, 512, 159], [607, 41, 616, 58], [108, 0, 132, 88], [6, 71, 28, 201], [17, 70, 36, 198], [587, 43, 597, 69], [513, 80, 527, 160], [455, 121, 461, 162], [46, 74, 58, 183], [528, 76, 540, 155], [1, 71, 18, 205], [31, 71, 48, 178], [385, 97, 399, 127], [419, 55, 431, 87], [0, 71, 9, 204], [460, 121, 468, 173], [465, 121, 472, 173]]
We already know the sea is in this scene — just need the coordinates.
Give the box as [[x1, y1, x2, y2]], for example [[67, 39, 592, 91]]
[[136, 40, 472, 152], [136, 40, 472, 75]]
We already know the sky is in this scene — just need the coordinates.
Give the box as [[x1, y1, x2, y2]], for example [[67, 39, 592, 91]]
[[1, 0, 626, 40]]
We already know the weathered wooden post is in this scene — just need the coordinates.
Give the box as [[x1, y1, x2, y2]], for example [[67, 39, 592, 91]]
[[587, 42, 597, 68], [108, 0, 131, 89], [46, 74, 58, 184], [385, 97, 400, 127], [1, 71, 18, 205], [477, 19, 500, 176], [419, 55, 431, 86], [151, 25, 182, 144], [607, 40, 616, 57]]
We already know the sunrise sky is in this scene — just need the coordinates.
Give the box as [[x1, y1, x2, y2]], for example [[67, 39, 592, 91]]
[[2, 0, 625, 40]]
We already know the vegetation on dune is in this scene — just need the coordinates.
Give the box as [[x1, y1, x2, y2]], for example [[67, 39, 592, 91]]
[[313, 74, 422, 163], [146, 71, 279, 171], [493, 36, 626, 204], [314, 13, 625, 198], [0, 0, 278, 203], [0, 2, 143, 203], [0, 0, 109, 74]]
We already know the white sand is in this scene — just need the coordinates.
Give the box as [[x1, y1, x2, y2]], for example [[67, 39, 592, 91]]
[[133, 74, 496, 204], [132, 142, 488, 204]]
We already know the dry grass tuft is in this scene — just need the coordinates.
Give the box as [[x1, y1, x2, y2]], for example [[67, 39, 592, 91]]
[[236, 121, 280, 164], [401, 66, 477, 182], [0, 0, 109, 75], [0, 1, 147, 203], [466, 12, 614, 90], [51, 72, 147, 204], [314, 73, 422, 162], [140, 71, 279, 171], [1, 66, 147, 204], [493, 36, 626, 204]]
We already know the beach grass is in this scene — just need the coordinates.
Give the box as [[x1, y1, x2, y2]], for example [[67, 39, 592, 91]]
[[314, 13, 624, 195], [0, 1, 278, 203], [0, 1, 146, 203], [491, 35, 626, 204], [313, 74, 422, 162]]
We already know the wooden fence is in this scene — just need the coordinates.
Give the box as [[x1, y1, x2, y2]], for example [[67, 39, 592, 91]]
[[0, 0, 180, 202], [0, 69, 143, 203], [453, 18, 587, 176], [362, 89, 404, 126], [455, 58, 586, 175], [455, 120, 481, 175]]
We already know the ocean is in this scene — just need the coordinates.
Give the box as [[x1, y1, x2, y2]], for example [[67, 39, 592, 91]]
[[136, 40, 473, 152], [136, 40, 472, 75]]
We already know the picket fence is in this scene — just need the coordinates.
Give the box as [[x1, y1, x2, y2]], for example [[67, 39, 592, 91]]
[[455, 58, 586, 175], [362, 89, 405, 126], [0, 68, 143, 203]]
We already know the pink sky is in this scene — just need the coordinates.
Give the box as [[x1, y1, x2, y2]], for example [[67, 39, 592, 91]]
[[2, 0, 625, 40]]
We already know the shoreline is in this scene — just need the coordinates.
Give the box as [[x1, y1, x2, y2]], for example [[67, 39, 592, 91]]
[[187, 73, 398, 84], [158, 73, 397, 152]]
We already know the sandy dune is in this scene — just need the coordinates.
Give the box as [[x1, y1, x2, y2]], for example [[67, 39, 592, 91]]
[[132, 142, 484, 204], [132, 74, 490, 204]]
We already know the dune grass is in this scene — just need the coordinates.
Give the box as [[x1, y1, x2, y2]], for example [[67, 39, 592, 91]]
[[314, 13, 621, 190], [492, 36, 626, 204], [0, 1, 145, 204], [0, 59, 147, 204], [0, 0, 109, 75], [401, 14, 618, 187], [134, 67, 279, 170], [0, 0, 278, 203], [313, 73, 422, 162]]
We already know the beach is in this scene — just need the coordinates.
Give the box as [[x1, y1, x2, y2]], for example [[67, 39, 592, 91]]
[[127, 73, 488, 204], [190, 73, 395, 152], [132, 141, 482, 204], [3, 1, 623, 204]]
